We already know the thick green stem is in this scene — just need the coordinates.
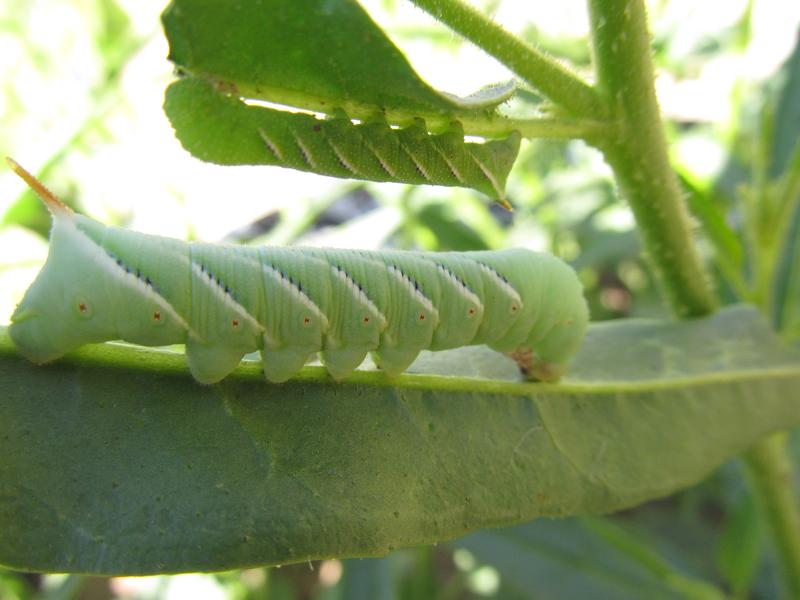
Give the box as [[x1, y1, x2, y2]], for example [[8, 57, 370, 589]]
[[584, 2, 800, 595], [409, 0, 607, 119], [743, 434, 800, 599], [587, 0, 716, 318]]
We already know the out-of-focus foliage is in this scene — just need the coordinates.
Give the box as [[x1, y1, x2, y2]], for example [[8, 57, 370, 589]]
[[1, 0, 799, 598]]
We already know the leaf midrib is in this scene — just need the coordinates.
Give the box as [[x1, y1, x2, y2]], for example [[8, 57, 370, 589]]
[[1, 327, 797, 397]]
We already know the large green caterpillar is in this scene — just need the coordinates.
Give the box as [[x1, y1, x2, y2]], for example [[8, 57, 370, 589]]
[[7, 159, 588, 383]]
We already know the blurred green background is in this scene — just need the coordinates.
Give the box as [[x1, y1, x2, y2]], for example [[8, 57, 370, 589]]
[[1, 0, 799, 598]]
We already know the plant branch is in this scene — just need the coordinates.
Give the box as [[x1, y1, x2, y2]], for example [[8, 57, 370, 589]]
[[458, 115, 609, 140], [586, 0, 716, 318], [743, 434, 800, 599], [409, 0, 608, 119], [585, 4, 800, 594], [248, 99, 609, 141]]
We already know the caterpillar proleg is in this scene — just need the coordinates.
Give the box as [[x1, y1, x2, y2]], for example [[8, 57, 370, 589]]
[[6, 159, 588, 384]]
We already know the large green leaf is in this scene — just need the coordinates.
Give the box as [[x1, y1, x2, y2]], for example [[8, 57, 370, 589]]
[[1, 305, 799, 574], [162, 0, 515, 116]]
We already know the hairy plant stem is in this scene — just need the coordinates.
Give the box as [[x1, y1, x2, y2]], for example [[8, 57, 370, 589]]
[[743, 434, 800, 599], [409, 0, 607, 119], [584, 1, 800, 595], [587, 0, 715, 318]]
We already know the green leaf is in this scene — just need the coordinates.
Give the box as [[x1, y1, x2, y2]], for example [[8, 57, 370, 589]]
[[451, 518, 724, 600], [772, 30, 800, 337], [164, 78, 521, 202], [716, 486, 763, 596], [776, 176, 800, 339], [161, 0, 515, 117], [768, 27, 800, 180], [1, 305, 799, 574], [679, 172, 744, 270]]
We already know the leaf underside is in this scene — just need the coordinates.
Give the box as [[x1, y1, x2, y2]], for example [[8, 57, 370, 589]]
[[1, 305, 799, 575], [164, 78, 521, 201], [161, 0, 515, 114]]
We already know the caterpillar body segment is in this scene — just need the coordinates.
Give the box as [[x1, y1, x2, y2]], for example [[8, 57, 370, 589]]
[[7, 160, 589, 383], [256, 248, 332, 382]]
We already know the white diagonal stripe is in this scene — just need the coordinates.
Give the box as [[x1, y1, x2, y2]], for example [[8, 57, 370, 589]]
[[386, 264, 438, 318], [330, 265, 387, 328], [260, 262, 330, 330], [362, 137, 400, 179], [189, 262, 265, 332], [66, 218, 194, 335], [430, 143, 467, 184], [258, 129, 285, 161], [476, 261, 523, 307], [399, 144, 433, 181], [326, 137, 362, 176], [433, 262, 483, 310], [468, 152, 502, 197], [292, 131, 318, 170]]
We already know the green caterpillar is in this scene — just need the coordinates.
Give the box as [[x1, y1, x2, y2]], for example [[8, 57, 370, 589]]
[[7, 159, 588, 383], [164, 78, 521, 207]]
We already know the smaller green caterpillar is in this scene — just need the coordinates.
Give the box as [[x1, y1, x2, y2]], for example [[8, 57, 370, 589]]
[[164, 78, 521, 207], [7, 159, 588, 384]]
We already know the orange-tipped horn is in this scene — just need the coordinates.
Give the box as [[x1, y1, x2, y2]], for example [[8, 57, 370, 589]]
[[6, 157, 72, 216]]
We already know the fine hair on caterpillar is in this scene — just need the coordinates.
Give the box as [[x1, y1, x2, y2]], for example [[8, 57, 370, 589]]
[[6, 158, 589, 384]]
